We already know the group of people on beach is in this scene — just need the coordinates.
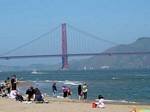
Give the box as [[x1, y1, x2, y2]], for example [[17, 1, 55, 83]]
[[51, 82, 105, 108], [26, 86, 44, 102], [52, 82, 88, 100], [0, 75, 104, 108], [78, 83, 88, 100], [52, 82, 72, 98], [0, 75, 17, 97], [0, 75, 89, 103], [0, 75, 45, 103]]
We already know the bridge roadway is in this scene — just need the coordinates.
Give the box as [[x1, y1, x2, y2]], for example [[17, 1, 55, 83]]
[[0, 51, 150, 60]]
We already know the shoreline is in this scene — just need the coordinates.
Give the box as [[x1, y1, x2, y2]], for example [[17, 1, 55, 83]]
[[0, 80, 148, 105], [0, 97, 150, 112], [17, 81, 150, 105]]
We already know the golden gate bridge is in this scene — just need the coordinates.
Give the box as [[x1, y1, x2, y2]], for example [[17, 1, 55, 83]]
[[0, 23, 150, 69]]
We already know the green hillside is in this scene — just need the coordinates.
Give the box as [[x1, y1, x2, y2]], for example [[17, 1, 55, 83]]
[[70, 37, 150, 70]]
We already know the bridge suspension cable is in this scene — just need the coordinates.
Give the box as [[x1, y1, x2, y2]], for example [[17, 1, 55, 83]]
[[0, 24, 60, 56], [1, 23, 150, 61], [67, 23, 118, 45]]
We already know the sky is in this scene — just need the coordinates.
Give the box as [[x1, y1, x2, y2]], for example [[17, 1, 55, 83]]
[[0, 0, 150, 66]]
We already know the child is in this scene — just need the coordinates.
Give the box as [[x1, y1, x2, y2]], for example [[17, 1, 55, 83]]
[[95, 95, 105, 108]]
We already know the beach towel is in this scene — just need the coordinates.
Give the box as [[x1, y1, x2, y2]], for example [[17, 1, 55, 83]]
[[131, 109, 150, 112], [138, 110, 150, 112]]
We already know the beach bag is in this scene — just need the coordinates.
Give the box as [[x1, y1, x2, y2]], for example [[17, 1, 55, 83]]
[[92, 102, 97, 108]]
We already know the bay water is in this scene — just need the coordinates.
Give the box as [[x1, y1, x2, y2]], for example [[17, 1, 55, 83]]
[[0, 69, 150, 103]]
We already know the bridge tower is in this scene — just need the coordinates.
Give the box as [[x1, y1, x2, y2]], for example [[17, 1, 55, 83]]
[[61, 23, 69, 69]]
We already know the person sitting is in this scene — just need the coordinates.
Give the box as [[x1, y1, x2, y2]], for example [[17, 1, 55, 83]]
[[26, 86, 35, 101], [9, 90, 17, 99], [0, 83, 7, 97], [15, 92, 24, 102], [34, 88, 44, 102], [95, 95, 105, 108]]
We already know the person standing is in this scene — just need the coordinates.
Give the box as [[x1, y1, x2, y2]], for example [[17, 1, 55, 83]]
[[34, 88, 44, 102], [52, 82, 57, 97], [4, 77, 11, 94], [78, 85, 82, 100], [11, 75, 17, 90], [62, 86, 68, 98], [82, 83, 88, 100]]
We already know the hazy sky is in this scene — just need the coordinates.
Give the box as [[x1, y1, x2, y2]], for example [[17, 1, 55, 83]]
[[0, 0, 150, 65]]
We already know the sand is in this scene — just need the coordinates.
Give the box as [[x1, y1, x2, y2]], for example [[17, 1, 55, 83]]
[[0, 97, 150, 112], [0, 81, 149, 112]]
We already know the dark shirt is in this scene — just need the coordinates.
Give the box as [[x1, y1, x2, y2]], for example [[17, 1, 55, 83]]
[[34, 88, 41, 96], [78, 85, 82, 95], [34, 88, 43, 101], [11, 78, 16, 90]]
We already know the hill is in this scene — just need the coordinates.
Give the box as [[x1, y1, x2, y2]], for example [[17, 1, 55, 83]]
[[69, 37, 150, 70]]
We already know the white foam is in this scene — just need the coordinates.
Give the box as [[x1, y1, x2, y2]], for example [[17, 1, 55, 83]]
[[63, 80, 82, 86], [104, 99, 136, 104], [28, 80, 82, 86]]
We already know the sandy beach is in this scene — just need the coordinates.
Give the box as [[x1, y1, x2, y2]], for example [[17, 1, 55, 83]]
[[0, 97, 150, 112]]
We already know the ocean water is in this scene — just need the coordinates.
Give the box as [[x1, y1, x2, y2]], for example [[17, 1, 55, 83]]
[[0, 69, 150, 103]]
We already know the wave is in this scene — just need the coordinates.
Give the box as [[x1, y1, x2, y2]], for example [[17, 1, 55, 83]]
[[135, 74, 147, 77], [24, 80, 82, 86], [63, 80, 82, 86], [31, 72, 48, 75], [104, 99, 137, 104]]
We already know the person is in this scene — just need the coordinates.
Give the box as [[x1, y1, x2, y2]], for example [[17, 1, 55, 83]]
[[15, 92, 24, 102], [26, 86, 35, 101], [82, 83, 88, 100], [62, 86, 72, 98], [34, 88, 44, 102], [52, 82, 57, 97], [9, 90, 17, 99], [78, 85, 83, 100], [0, 85, 2, 95], [5, 77, 11, 94], [11, 75, 17, 90], [95, 95, 105, 108], [0, 83, 7, 97], [130, 107, 137, 112], [67, 87, 71, 97], [62, 86, 68, 98]]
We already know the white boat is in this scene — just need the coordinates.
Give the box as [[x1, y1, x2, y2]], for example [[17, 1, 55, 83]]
[[31, 70, 40, 74], [31, 70, 47, 74]]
